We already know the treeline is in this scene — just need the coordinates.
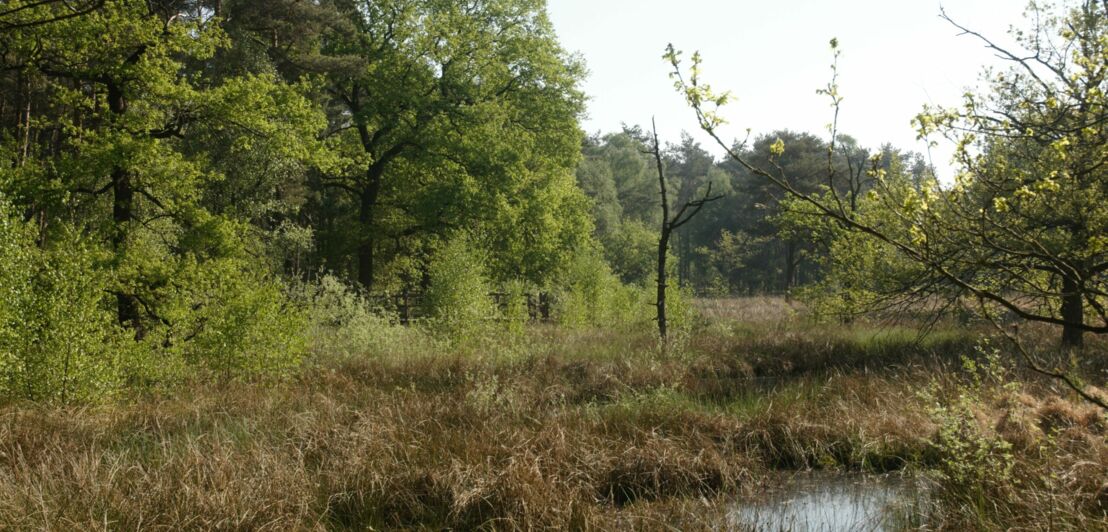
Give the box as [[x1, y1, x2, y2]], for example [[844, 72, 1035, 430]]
[[576, 128, 933, 295], [6, 0, 1105, 402], [0, 0, 643, 401], [0, 0, 978, 403]]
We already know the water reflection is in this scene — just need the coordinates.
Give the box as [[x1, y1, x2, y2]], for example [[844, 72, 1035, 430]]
[[730, 472, 930, 531]]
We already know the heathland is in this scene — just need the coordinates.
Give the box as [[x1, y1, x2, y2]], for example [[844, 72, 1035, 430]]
[[2, 1, 1108, 529], [0, 297, 1103, 530]]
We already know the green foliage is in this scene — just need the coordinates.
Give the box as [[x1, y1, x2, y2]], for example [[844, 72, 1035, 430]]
[[662, 279, 695, 339], [0, 0, 627, 401], [911, 343, 1108, 528], [293, 274, 425, 360], [0, 201, 122, 402], [696, 229, 764, 295], [500, 279, 532, 338], [423, 236, 496, 341], [309, 0, 589, 289], [554, 251, 648, 329], [173, 261, 307, 377], [602, 219, 657, 285], [782, 155, 935, 322], [923, 346, 1017, 492]]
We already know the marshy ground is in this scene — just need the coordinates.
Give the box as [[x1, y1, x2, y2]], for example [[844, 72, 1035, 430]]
[[0, 298, 1104, 530]]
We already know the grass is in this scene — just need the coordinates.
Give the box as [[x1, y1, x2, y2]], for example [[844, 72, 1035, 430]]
[[0, 298, 1104, 530]]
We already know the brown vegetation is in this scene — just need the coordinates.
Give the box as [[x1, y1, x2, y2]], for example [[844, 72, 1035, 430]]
[[0, 298, 1103, 530]]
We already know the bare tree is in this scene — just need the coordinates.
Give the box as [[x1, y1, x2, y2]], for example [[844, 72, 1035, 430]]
[[647, 118, 722, 340]]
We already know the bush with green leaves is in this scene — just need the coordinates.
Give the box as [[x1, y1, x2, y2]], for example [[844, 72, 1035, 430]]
[[423, 236, 497, 341], [500, 279, 531, 338], [293, 273, 424, 359], [0, 202, 123, 402], [921, 345, 1022, 518], [104, 214, 312, 383], [170, 258, 308, 377], [0, 198, 315, 400], [555, 251, 649, 329]]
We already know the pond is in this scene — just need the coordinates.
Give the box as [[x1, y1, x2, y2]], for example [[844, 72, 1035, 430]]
[[729, 472, 932, 531]]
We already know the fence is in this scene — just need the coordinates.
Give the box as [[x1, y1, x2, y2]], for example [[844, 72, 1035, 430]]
[[365, 291, 553, 325]]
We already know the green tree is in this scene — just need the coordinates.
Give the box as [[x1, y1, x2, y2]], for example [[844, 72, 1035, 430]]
[[313, 0, 588, 290], [1, 1, 322, 367], [670, 1, 1108, 405], [423, 235, 495, 340]]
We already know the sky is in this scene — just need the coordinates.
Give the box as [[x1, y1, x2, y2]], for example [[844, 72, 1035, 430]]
[[546, 0, 1031, 180]]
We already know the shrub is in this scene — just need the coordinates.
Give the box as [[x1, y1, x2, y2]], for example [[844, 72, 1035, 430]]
[[0, 203, 123, 402], [423, 236, 496, 341], [173, 258, 308, 376], [294, 273, 420, 359], [554, 251, 647, 329], [921, 343, 1108, 528], [500, 279, 531, 338]]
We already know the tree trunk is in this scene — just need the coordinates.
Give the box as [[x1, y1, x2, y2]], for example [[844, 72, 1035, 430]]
[[18, 74, 31, 167], [107, 82, 143, 338], [357, 163, 384, 290], [656, 230, 669, 340], [1061, 275, 1084, 348], [784, 240, 798, 298], [357, 189, 376, 290]]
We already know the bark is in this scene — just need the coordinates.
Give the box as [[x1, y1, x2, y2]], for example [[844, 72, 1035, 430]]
[[652, 121, 671, 341], [784, 240, 798, 297], [107, 82, 143, 338], [656, 230, 669, 340], [357, 162, 384, 290], [649, 120, 722, 340], [1061, 275, 1085, 348], [18, 74, 31, 167]]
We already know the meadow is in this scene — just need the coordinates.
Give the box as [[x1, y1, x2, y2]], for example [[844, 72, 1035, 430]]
[[0, 297, 1103, 530]]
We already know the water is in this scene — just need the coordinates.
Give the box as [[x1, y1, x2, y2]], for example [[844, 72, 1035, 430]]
[[729, 472, 931, 531]]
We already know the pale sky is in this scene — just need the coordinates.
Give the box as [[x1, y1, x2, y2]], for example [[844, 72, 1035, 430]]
[[547, 0, 1031, 179]]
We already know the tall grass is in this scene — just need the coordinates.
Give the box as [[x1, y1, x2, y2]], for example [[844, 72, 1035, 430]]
[[0, 297, 1102, 529]]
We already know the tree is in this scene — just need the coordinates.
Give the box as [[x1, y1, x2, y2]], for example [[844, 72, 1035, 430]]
[[0, 1, 105, 33], [313, 0, 587, 290], [729, 131, 833, 294], [664, 133, 720, 287], [1, 0, 322, 343], [913, 3, 1108, 349], [647, 119, 721, 340], [575, 130, 661, 285], [668, 0, 1108, 406]]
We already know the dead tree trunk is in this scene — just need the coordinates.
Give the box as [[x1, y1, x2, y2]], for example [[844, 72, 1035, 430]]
[[656, 208, 671, 340], [648, 119, 722, 340]]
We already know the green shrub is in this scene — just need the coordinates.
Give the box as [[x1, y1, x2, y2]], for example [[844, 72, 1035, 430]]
[[500, 279, 531, 338], [0, 204, 123, 402], [921, 345, 1019, 521], [661, 278, 695, 340], [555, 251, 648, 329], [423, 236, 496, 341], [174, 258, 307, 376], [294, 274, 422, 359]]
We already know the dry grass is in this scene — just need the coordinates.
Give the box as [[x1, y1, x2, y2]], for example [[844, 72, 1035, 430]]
[[692, 296, 804, 326], [0, 297, 1102, 530]]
